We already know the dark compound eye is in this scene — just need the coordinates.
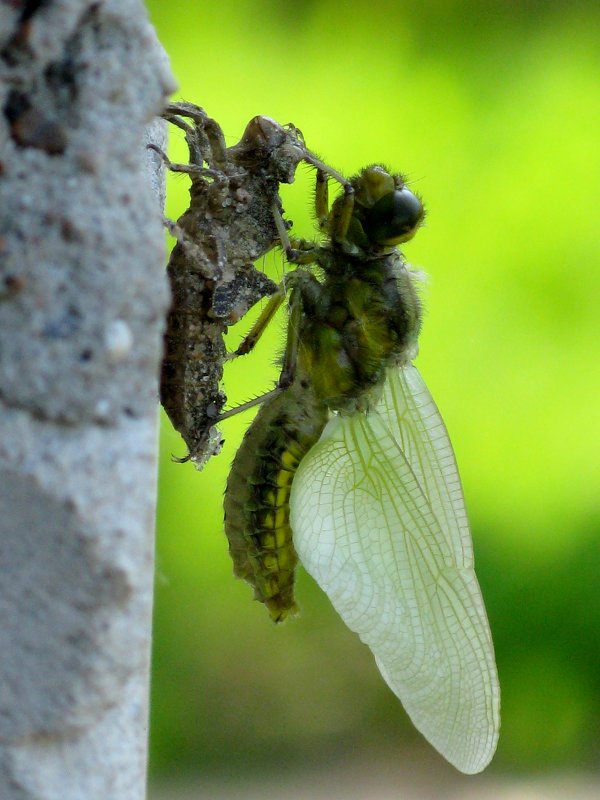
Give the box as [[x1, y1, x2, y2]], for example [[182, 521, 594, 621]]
[[362, 188, 424, 246]]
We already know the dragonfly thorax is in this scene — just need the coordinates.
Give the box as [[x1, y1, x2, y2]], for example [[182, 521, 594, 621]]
[[295, 249, 422, 414]]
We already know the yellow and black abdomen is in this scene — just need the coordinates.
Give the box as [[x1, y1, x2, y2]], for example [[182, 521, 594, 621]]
[[224, 386, 328, 621]]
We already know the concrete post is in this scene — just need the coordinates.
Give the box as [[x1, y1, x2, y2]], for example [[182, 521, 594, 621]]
[[0, 2, 175, 797]]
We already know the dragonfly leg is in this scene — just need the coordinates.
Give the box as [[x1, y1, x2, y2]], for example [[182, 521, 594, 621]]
[[277, 284, 303, 389], [328, 179, 355, 244], [300, 153, 354, 241], [314, 169, 329, 231], [227, 286, 287, 359], [226, 263, 315, 360], [302, 151, 349, 192], [226, 175, 322, 362], [216, 388, 281, 422], [271, 200, 319, 265]]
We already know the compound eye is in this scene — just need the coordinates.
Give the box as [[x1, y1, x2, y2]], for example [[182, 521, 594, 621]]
[[363, 188, 424, 245]]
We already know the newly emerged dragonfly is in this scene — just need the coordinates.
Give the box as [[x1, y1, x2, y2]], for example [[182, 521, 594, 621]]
[[224, 161, 500, 773]]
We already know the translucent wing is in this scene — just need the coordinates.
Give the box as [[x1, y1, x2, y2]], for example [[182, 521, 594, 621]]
[[377, 364, 474, 567], [289, 366, 500, 774]]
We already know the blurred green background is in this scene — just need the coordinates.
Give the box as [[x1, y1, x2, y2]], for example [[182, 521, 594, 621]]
[[146, 0, 600, 787]]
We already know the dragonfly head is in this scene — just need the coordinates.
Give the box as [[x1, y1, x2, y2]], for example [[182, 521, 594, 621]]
[[344, 165, 425, 251]]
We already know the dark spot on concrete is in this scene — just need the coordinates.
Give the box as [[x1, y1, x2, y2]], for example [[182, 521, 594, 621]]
[[20, 0, 52, 23], [1, 1, 52, 64], [45, 55, 78, 103], [4, 90, 30, 124], [3, 274, 26, 293], [60, 218, 81, 242], [4, 90, 67, 155], [43, 304, 82, 339]]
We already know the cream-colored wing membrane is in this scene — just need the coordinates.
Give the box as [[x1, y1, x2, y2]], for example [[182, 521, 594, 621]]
[[377, 364, 474, 567], [290, 408, 500, 774]]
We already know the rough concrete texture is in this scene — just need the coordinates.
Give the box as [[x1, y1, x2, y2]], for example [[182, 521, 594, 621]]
[[0, 2, 173, 423], [0, 1, 176, 798]]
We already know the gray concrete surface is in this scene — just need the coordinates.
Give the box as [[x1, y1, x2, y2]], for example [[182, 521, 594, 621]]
[[0, 1, 175, 797]]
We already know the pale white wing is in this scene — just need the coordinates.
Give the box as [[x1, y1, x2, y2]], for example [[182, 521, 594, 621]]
[[377, 364, 473, 566], [290, 401, 500, 774]]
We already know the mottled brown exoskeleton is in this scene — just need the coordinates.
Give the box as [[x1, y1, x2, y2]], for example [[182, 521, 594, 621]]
[[154, 102, 329, 465]]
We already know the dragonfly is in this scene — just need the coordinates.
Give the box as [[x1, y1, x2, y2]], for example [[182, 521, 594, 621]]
[[223, 159, 500, 773]]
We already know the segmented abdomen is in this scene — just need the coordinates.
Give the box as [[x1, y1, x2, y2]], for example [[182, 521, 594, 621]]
[[224, 387, 328, 621]]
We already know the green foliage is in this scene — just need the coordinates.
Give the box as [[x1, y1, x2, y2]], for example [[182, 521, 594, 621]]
[[147, 0, 600, 777]]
